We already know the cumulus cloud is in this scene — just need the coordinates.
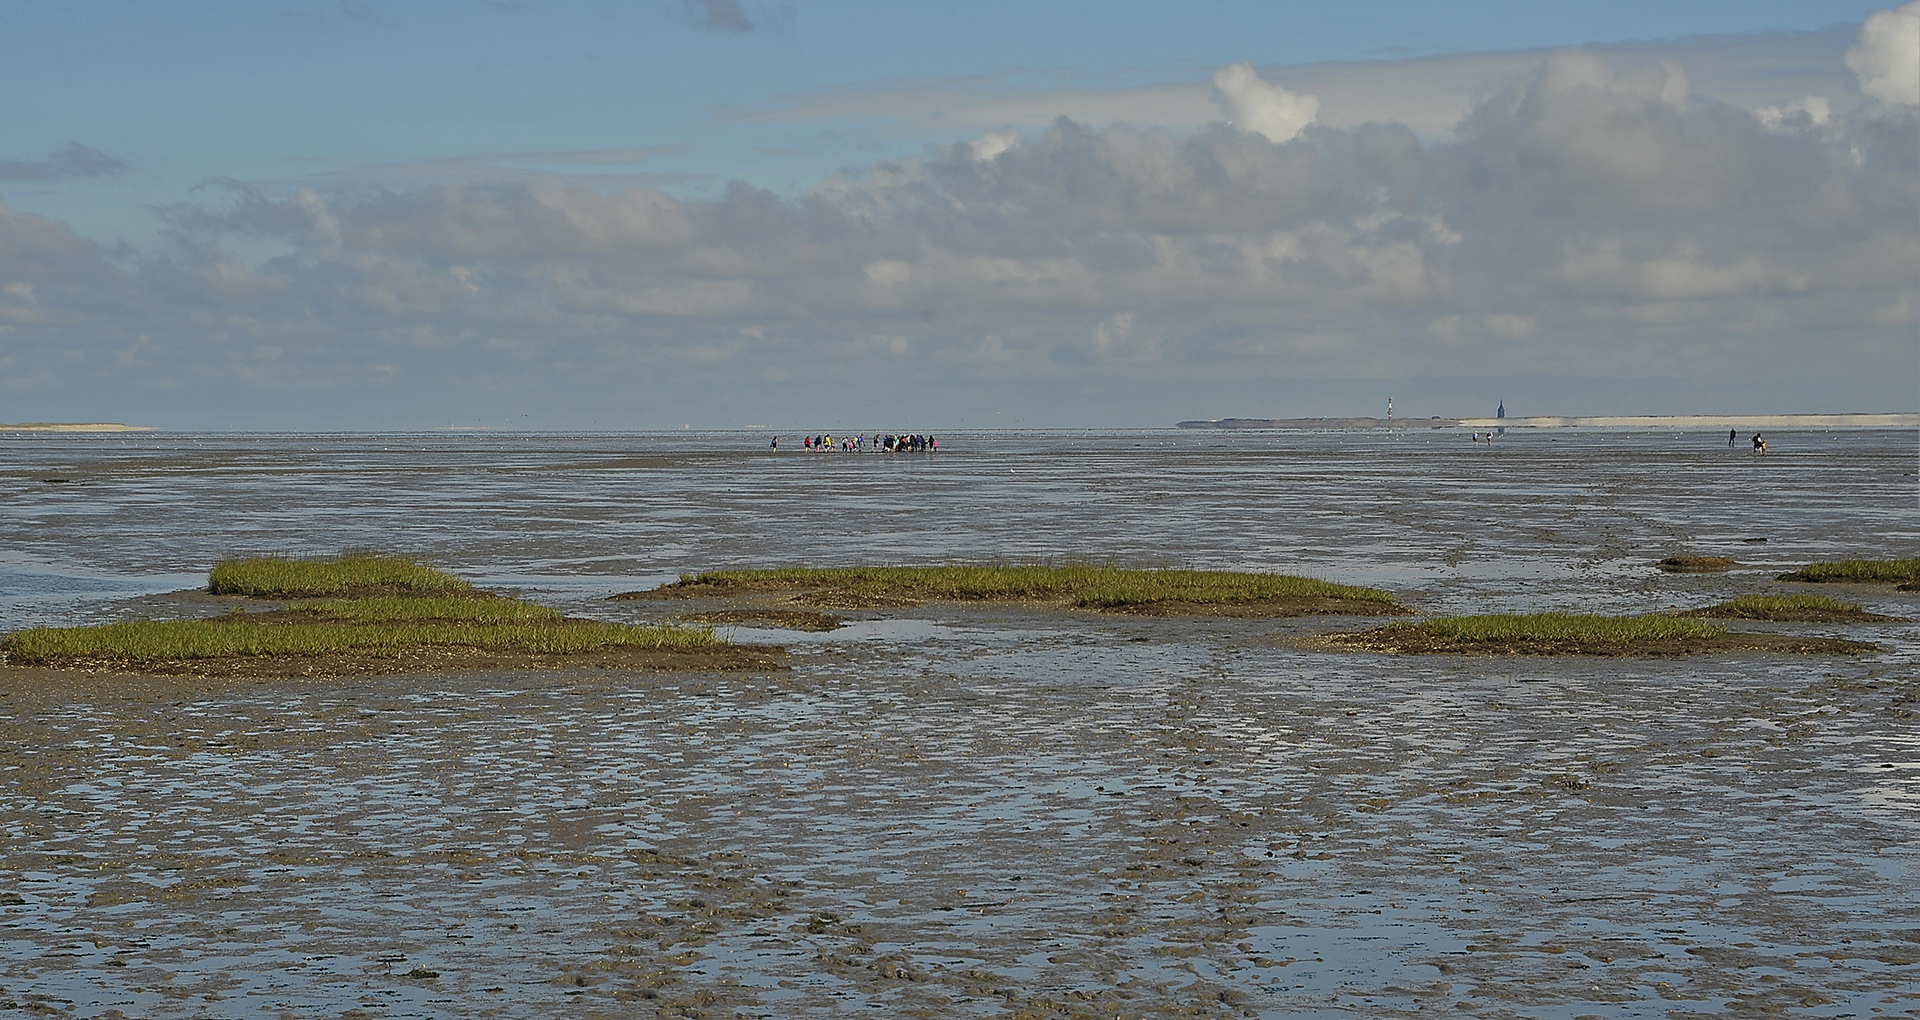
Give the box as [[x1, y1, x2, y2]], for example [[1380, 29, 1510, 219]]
[[1847, 1, 1920, 106], [0, 26, 1912, 425], [1754, 95, 1831, 131], [1211, 62, 1320, 142], [1451, 52, 1763, 215], [0, 143, 129, 182], [969, 130, 1021, 162], [735, 28, 1864, 143], [1088, 312, 1164, 363]]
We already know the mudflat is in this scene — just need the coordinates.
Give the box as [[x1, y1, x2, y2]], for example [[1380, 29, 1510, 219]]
[[1, 603, 1913, 1016], [2, 429, 1915, 1016]]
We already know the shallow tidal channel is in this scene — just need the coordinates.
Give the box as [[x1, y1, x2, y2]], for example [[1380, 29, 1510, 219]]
[[1, 428, 1917, 1017]]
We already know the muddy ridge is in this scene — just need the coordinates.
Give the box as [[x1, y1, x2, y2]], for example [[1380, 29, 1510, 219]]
[[0, 642, 787, 679], [614, 577, 1411, 618], [1678, 605, 1901, 623], [677, 609, 845, 631], [1324, 629, 1880, 657]]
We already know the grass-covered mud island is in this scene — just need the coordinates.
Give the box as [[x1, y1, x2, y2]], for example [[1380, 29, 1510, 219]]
[[1329, 612, 1879, 657], [1, 555, 780, 677], [1679, 593, 1902, 623], [616, 563, 1412, 617], [1656, 553, 1735, 573], [1779, 557, 1920, 590]]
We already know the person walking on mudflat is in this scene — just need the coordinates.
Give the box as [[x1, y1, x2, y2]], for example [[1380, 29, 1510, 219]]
[[1751, 433, 1766, 454]]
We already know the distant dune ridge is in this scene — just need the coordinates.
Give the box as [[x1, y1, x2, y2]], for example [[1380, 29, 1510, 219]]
[[1177, 413, 1919, 430], [0, 423, 152, 432]]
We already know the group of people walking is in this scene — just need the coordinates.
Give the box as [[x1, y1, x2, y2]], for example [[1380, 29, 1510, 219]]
[[771, 433, 938, 452]]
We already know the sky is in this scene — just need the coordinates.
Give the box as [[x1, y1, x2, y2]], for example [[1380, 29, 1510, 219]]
[[0, 0, 1914, 429]]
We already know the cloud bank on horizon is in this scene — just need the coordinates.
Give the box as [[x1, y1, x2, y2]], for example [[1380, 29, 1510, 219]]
[[0, 4, 1914, 428]]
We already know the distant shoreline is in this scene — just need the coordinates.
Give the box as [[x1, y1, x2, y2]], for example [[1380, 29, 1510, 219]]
[[1177, 413, 1919, 430], [0, 423, 153, 432]]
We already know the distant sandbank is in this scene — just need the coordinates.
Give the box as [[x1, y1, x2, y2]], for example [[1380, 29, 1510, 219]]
[[1178, 413, 1918, 430], [0, 422, 153, 432]]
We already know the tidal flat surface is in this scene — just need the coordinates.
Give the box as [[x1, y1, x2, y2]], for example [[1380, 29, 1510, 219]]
[[1, 428, 1917, 1017]]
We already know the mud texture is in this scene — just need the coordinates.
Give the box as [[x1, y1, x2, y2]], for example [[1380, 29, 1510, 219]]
[[1326, 628, 1879, 657], [1679, 605, 1901, 624], [2, 610, 1917, 1018], [678, 609, 847, 632], [619, 577, 1408, 619], [0, 642, 787, 680], [1657, 556, 1735, 574], [2, 428, 1917, 1017]]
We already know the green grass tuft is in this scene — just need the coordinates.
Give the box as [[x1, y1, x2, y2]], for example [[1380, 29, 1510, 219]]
[[3, 556, 725, 667], [294, 596, 561, 624], [1777, 558, 1920, 583], [686, 564, 1394, 607], [209, 555, 474, 598], [1384, 613, 1727, 644], [1658, 554, 1734, 572], [1716, 594, 1863, 615], [1, 618, 716, 664]]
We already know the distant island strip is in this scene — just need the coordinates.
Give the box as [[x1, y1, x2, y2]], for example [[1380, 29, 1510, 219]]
[[1177, 413, 1919, 430], [0, 423, 153, 432]]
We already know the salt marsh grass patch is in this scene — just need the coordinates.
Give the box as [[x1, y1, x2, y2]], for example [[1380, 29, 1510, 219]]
[[1331, 612, 1875, 656], [209, 554, 475, 598], [5, 556, 749, 674], [1, 618, 716, 664], [1680, 594, 1896, 622], [292, 595, 561, 625], [626, 564, 1405, 615], [1777, 558, 1920, 584]]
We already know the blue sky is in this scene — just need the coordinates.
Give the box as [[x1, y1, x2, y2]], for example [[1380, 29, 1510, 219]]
[[0, 1, 1913, 428]]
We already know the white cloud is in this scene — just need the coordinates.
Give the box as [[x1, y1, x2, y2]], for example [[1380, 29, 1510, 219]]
[[1454, 52, 1767, 214], [0, 26, 1912, 425], [969, 130, 1021, 162], [1088, 311, 1163, 363], [1211, 63, 1319, 142], [1846, 2, 1920, 106], [1754, 95, 1831, 131], [730, 28, 1866, 142]]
